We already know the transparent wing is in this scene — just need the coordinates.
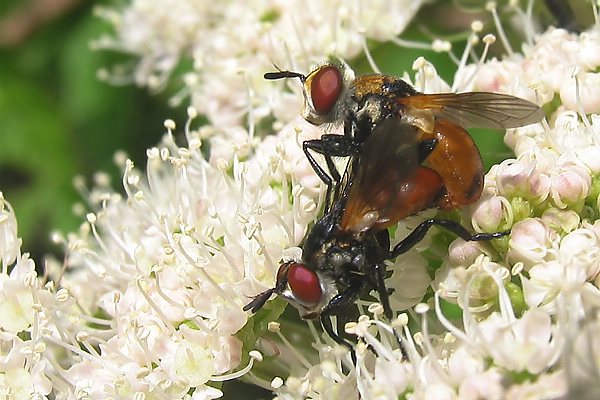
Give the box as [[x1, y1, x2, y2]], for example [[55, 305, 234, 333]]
[[398, 92, 545, 129]]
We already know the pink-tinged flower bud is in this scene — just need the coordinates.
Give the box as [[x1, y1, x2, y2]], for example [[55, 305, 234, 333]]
[[508, 219, 558, 270], [471, 196, 509, 232], [495, 160, 531, 197], [448, 239, 488, 267], [560, 72, 600, 114], [549, 167, 590, 209], [495, 159, 551, 202]]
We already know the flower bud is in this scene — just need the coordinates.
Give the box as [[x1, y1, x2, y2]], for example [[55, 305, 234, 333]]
[[508, 219, 558, 270], [560, 72, 600, 114], [448, 240, 487, 267], [471, 195, 509, 232], [549, 166, 590, 209], [541, 208, 580, 234], [495, 159, 550, 203]]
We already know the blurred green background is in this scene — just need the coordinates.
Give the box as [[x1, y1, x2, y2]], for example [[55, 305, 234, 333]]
[[0, 0, 186, 262]]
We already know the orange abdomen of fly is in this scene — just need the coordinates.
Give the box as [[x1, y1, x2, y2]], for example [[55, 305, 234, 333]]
[[419, 119, 484, 210]]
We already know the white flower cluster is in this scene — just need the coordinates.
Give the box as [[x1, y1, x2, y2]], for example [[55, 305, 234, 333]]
[[53, 113, 328, 398], [0, 194, 66, 398], [94, 0, 422, 129]]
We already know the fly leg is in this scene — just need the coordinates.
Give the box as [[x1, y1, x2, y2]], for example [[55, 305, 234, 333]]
[[389, 219, 510, 259], [320, 279, 364, 355], [373, 230, 397, 320], [373, 263, 393, 319], [303, 135, 358, 210], [373, 260, 408, 359]]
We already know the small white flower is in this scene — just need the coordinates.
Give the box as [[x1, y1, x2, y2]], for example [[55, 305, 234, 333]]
[[457, 368, 505, 400], [508, 218, 558, 270], [386, 248, 430, 311], [0, 194, 20, 267], [520, 225, 600, 311], [174, 340, 216, 387], [0, 367, 34, 400], [560, 72, 600, 114], [478, 308, 560, 374], [0, 254, 35, 334]]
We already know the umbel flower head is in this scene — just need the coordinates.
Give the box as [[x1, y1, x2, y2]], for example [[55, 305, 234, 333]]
[[0, 108, 333, 398], [54, 112, 331, 398]]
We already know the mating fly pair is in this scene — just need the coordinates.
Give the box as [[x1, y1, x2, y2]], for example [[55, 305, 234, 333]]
[[244, 61, 545, 347]]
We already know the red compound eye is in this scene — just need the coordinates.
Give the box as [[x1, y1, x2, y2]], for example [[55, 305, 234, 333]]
[[287, 262, 322, 305], [310, 65, 342, 115]]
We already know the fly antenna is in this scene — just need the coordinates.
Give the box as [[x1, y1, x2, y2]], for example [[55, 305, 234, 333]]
[[264, 64, 306, 82]]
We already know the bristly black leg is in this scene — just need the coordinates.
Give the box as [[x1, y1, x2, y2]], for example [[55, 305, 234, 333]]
[[372, 261, 408, 359], [389, 219, 510, 259], [319, 279, 365, 354], [321, 313, 357, 364], [303, 135, 358, 211], [373, 263, 393, 320], [320, 314, 353, 351], [303, 140, 336, 211]]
